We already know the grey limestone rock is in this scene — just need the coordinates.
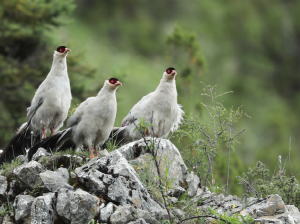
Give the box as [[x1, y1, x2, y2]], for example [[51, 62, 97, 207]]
[[39, 170, 73, 192], [2, 214, 14, 224], [16, 155, 28, 164], [172, 208, 185, 219], [40, 154, 86, 171], [0, 174, 7, 197], [240, 194, 286, 218], [13, 195, 35, 224], [128, 218, 148, 224], [167, 186, 186, 198], [117, 138, 188, 188], [75, 150, 168, 220], [13, 161, 45, 189], [56, 188, 100, 224], [32, 147, 51, 161], [56, 167, 70, 182], [136, 208, 159, 224], [100, 202, 114, 223], [30, 193, 56, 224], [186, 171, 200, 197], [286, 205, 300, 223], [110, 204, 134, 224], [99, 149, 109, 157]]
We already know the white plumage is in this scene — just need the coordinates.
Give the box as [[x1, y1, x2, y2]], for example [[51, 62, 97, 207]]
[[27, 46, 72, 138], [115, 67, 184, 142], [1, 46, 72, 164], [27, 78, 122, 160]]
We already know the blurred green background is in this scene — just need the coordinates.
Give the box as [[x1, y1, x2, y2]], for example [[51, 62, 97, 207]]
[[1, 0, 300, 195]]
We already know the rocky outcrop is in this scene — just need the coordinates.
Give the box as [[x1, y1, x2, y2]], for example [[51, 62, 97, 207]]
[[0, 138, 300, 224]]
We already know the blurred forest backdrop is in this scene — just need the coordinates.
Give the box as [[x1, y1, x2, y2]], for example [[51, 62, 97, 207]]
[[1, 0, 300, 195]]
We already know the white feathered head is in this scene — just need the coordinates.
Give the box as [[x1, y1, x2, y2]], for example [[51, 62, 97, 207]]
[[163, 67, 177, 80], [54, 46, 71, 57]]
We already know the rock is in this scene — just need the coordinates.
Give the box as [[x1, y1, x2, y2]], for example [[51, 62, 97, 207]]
[[128, 218, 148, 224], [240, 194, 286, 218], [16, 155, 28, 164], [99, 149, 109, 157], [70, 172, 77, 179], [117, 138, 188, 188], [2, 214, 14, 224], [168, 197, 178, 204], [286, 205, 300, 223], [30, 193, 56, 224], [172, 208, 185, 219], [100, 202, 114, 223], [75, 150, 168, 220], [136, 209, 159, 224], [56, 167, 69, 182], [186, 171, 200, 197], [13, 195, 35, 224], [56, 188, 100, 224], [167, 186, 186, 198], [40, 154, 86, 170], [216, 195, 243, 215], [0, 174, 7, 197], [7, 179, 27, 199], [13, 161, 45, 189], [110, 204, 134, 224], [32, 148, 51, 161], [39, 170, 73, 192]]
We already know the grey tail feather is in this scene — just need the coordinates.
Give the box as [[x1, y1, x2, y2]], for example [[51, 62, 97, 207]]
[[104, 127, 127, 148], [27, 128, 73, 162], [0, 124, 29, 164], [0, 100, 43, 165]]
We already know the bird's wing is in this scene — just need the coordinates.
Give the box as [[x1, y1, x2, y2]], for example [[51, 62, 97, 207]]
[[26, 98, 44, 122], [67, 97, 95, 128], [122, 92, 154, 126]]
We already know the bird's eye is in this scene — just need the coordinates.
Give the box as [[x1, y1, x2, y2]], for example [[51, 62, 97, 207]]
[[109, 78, 118, 84], [166, 69, 172, 74], [56, 46, 66, 53]]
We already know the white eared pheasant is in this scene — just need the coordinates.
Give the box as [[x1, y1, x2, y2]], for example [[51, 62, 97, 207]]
[[0, 46, 72, 164], [27, 78, 122, 160], [112, 67, 184, 143]]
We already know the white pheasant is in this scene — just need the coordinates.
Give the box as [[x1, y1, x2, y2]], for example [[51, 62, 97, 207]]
[[112, 67, 184, 143], [1, 46, 72, 164], [27, 78, 122, 160], [28, 46, 72, 138]]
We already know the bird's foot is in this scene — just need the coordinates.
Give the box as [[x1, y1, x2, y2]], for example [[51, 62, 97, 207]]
[[90, 155, 95, 159]]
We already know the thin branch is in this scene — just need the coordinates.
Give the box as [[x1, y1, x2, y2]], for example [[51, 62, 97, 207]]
[[229, 129, 246, 141]]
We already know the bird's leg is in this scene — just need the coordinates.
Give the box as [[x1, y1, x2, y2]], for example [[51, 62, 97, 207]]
[[42, 129, 46, 139], [50, 129, 54, 136], [94, 146, 99, 157], [88, 146, 95, 158]]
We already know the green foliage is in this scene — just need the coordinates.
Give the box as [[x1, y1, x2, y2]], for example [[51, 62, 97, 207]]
[[176, 83, 248, 191], [105, 137, 119, 153], [166, 25, 206, 113], [238, 160, 300, 209], [133, 117, 153, 134], [89, 219, 99, 224], [0, 193, 14, 217], [0, 158, 22, 176], [207, 206, 254, 224], [0, 0, 97, 147]]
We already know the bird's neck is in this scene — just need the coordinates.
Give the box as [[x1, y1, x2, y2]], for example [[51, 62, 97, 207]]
[[49, 55, 68, 77], [97, 86, 116, 97], [157, 78, 176, 90]]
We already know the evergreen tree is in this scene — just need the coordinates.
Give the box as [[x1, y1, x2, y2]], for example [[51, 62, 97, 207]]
[[0, 0, 96, 147]]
